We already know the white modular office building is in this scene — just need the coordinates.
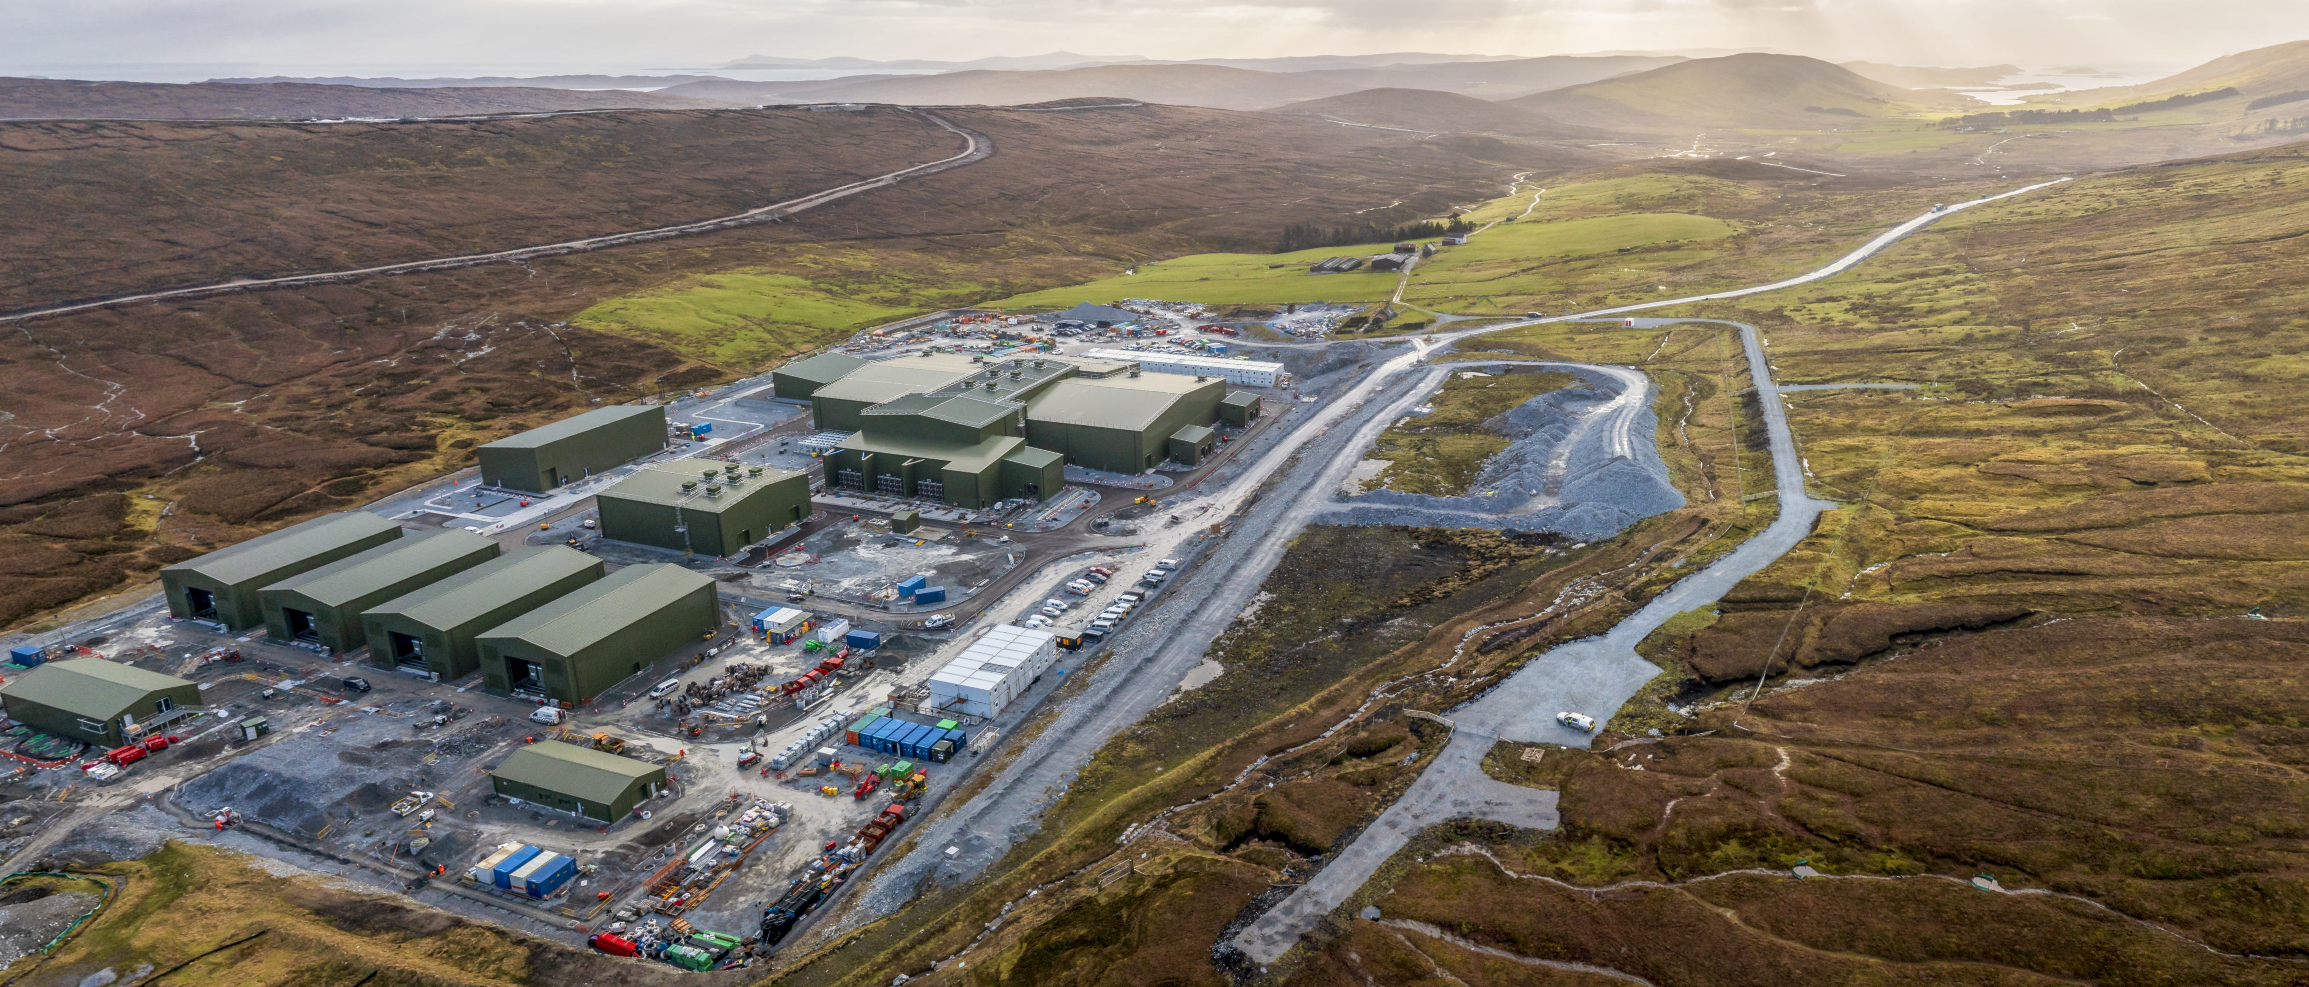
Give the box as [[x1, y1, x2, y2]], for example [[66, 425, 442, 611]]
[[1081, 349, 1286, 388], [925, 624, 1059, 719]]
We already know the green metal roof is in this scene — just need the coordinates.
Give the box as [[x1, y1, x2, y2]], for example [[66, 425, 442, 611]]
[[161, 512, 401, 587], [1027, 375, 1211, 433], [1171, 424, 1215, 444], [835, 433, 1024, 473], [260, 530, 497, 607], [1221, 391, 1262, 409], [596, 462, 806, 514], [0, 659, 193, 719], [775, 353, 872, 386], [810, 354, 979, 405], [492, 741, 663, 806], [1003, 446, 1064, 469], [363, 546, 600, 630], [479, 404, 662, 451], [478, 564, 713, 658]]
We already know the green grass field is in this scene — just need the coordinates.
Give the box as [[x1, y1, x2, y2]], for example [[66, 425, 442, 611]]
[[988, 242, 1405, 310], [574, 272, 922, 366]]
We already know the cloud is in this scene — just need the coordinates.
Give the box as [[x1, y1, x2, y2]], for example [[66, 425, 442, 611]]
[[1, 0, 2303, 79]]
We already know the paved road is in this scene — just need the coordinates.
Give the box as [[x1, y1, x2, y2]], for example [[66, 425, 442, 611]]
[[1227, 179, 2080, 965], [0, 110, 994, 324]]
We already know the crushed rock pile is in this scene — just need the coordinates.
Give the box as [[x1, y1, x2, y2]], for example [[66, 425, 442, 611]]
[[1324, 366, 1684, 541]]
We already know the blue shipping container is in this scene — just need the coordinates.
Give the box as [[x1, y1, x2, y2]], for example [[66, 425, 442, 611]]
[[914, 586, 947, 605], [896, 575, 926, 595], [493, 845, 541, 889], [904, 724, 938, 759], [691, 422, 712, 436], [895, 723, 928, 757], [868, 720, 904, 755], [846, 630, 881, 651], [8, 645, 45, 666], [525, 854, 578, 899], [943, 726, 969, 751]]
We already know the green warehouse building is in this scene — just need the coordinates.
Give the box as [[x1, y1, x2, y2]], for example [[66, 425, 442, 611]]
[[477, 404, 667, 493], [787, 353, 1234, 507], [595, 462, 813, 557], [161, 512, 404, 631], [0, 659, 201, 748], [258, 530, 501, 655], [490, 741, 667, 823], [360, 546, 606, 681], [770, 353, 872, 402], [476, 564, 718, 704]]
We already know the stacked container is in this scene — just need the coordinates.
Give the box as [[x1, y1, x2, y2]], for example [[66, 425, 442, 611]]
[[492, 845, 542, 890]]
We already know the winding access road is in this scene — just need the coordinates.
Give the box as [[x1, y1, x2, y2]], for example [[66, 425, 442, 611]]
[[1229, 178, 2074, 967], [0, 110, 993, 325]]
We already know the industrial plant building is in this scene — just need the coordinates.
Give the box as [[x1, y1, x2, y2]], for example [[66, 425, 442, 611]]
[[258, 530, 501, 655], [360, 547, 606, 681], [476, 404, 667, 493], [926, 624, 1058, 719], [782, 353, 1250, 505], [595, 462, 813, 557], [476, 564, 718, 705], [0, 659, 201, 747], [161, 512, 404, 631], [1082, 348, 1286, 388], [490, 741, 668, 823]]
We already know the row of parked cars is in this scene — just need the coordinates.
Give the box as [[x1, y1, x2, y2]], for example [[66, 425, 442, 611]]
[[1027, 557, 1184, 638]]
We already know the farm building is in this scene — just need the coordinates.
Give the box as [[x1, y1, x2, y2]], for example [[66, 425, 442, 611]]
[[1083, 349, 1285, 388], [926, 624, 1058, 719], [477, 404, 668, 493], [0, 659, 201, 748], [160, 513, 404, 631], [360, 547, 605, 681], [490, 741, 667, 823], [476, 564, 718, 704], [595, 462, 813, 557], [258, 531, 501, 655]]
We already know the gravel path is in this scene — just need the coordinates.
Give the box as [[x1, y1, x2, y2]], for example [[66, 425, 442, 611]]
[[1230, 316, 1831, 966]]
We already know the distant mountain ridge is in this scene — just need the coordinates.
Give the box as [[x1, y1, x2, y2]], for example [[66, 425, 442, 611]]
[[1507, 53, 1972, 132], [0, 77, 726, 121], [1838, 61, 2022, 88], [1269, 88, 1607, 140]]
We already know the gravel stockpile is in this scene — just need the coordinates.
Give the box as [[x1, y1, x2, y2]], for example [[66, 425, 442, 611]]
[[0, 889, 100, 966], [1323, 365, 1684, 540]]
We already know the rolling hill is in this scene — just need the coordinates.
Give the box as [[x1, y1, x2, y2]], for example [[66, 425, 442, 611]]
[[1269, 88, 1605, 140], [1293, 54, 1686, 100], [1839, 61, 2022, 88], [0, 77, 727, 120], [1505, 53, 1971, 132], [2027, 39, 2309, 108], [659, 63, 1352, 111]]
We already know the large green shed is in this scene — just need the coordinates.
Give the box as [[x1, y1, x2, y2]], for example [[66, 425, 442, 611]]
[[1024, 372, 1225, 473], [476, 564, 719, 704], [258, 531, 500, 656], [490, 741, 667, 823], [160, 513, 403, 631], [805, 354, 979, 431], [770, 353, 872, 401], [477, 405, 668, 493], [0, 659, 201, 748], [360, 547, 605, 681], [595, 463, 813, 557], [1219, 391, 1263, 426]]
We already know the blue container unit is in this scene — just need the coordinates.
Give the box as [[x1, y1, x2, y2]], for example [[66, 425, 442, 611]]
[[516, 853, 578, 899], [8, 645, 46, 667], [846, 630, 882, 652], [913, 586, 947, 605], [905, 724, 944, 760], [895, 575, 927, 598], [864, 719, 906, 755], [492, 845, 542, 890], [690, 422, 713, 436]]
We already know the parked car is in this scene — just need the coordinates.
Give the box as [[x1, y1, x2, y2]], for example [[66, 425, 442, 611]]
[[1117, 593, 1143, 604], [1557, 711, 1596, 732], [529, 706, 566, 725], [1091, 619, 1116, 630], [1044, 598, 1070, 611], [648, 678, 682, 699], [1024, 615, 1054, 628], [1083, 573, 1108, 584], [922, 613, 956, 629], [341, 676, 372, 693], [1157, 558, 1182, 570]]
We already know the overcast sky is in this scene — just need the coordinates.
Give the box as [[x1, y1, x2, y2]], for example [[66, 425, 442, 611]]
[[6, 0, 2302, 79]]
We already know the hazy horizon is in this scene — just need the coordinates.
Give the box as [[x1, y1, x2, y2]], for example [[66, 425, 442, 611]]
[[6, 1, 2302, 85]]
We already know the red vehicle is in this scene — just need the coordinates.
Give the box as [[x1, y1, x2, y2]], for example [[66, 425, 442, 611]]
[[98, 745, 148, 768], [587, 933, 639, 957]]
